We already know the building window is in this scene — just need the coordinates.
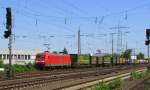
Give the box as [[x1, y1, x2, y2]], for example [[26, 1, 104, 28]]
[[6, 55, 13, 60], [21, 55, 24, 60], [3, 54, 6, 60], [25, 55, 28, 60], [14, 55, 17, 60], [18, 55, 20, 60], [28, 55, 30, 60], [7, 54, 9, 60]]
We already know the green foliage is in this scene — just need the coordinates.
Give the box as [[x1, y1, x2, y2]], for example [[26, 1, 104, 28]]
[[107, 78, 123, 89], [0, 62, 37, 73], [62, 47, 68, 54], [113, 53, 120, 58], [13, 64, 28, 73], [130, 71, 148, 80], [0, 59, 4, 68], [147, 79, 150, 84], [26, 62, 37, 71], [52, 51, 58, 54], [3, 63, 37, 73], [137, 52, 144, 59], [92, 78, 123, 90], [121, 49, 132, 59], [93, 83, 109, 90]]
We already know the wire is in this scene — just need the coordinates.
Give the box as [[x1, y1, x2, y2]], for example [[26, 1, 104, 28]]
[[59, 0, 91, 16], [12, 7, 76, 33], [1, 2, 149, 19]]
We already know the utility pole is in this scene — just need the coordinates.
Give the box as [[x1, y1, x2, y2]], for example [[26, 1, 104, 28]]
[[126, 41, 128, 50], [110, 33, 117, 65], [78, 27, 81, 55], [148, 45, 149, 58], [4, 7, 13, 78], [110, 33, 116, 57], [110, 25, 129, 54], [123, 31, 130, 51], [8, 28, 13, 78]]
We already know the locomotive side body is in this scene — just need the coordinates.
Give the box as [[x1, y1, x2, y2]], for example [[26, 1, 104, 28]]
[[35, 52, 71, 68]]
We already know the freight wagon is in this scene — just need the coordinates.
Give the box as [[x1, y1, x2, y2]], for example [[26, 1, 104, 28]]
[[120, 58, 126, 64], [70, 54, 91, 67], [91, 56, 98, 65], [35, 52, 149, 69]]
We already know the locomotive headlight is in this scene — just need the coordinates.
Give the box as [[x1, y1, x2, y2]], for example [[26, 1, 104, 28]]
[[41, 61, 45, 62]]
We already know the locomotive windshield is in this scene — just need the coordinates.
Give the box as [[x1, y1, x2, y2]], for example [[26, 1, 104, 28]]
[[36, 54, 45, 59]]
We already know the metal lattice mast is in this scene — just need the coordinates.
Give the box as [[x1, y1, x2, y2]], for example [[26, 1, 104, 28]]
[[78, 27, 81, 55], [110, 24, 129, 54]]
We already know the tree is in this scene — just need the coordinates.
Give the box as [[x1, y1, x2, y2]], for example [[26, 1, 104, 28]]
[[52, 51, 58, 54], [62, 47, 68, 54], [122, 49, 132, 59], [113, 53, 120, 58], [137, 52, 144, 59]]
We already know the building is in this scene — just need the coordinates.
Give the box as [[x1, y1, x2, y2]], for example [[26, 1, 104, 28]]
[[92, 53, 110, 57], [0, 49, 41, 65]]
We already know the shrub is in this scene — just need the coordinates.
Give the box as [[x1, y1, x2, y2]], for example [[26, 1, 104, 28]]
[[0, 59, 4, 68], [92, 78, 123, 90], [12, 64, 37, 73], [107, 78, 123, 89], [130, 71, 149, 80], [26, 63, 37, 71], [93, 83, 109, 90]]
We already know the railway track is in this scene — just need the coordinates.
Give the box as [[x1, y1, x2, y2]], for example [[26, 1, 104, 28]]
[[0, 64, 133, 80], [0, 64, 149, 90], [13, 64, 150, 79], [63, 69, 146, 90]]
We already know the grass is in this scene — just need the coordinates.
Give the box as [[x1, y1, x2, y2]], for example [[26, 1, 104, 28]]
[[130, 70, 150, 80], [86, 70, 150, 90], [13, 63, 37, 73], [89, 78, 123, 90], [0, 63, 37, 73]]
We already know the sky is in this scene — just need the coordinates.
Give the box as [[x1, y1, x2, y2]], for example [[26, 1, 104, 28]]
[[0, 0, 150, 55]]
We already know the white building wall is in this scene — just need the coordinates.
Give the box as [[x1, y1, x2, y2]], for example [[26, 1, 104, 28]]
[[0, 49, 42, 65]]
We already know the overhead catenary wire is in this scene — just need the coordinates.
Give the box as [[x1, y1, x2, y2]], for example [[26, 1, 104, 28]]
[[11, 7, 76, 33], [0, 2, 149, 21], [0, 2, 149, 28], [59, 0, 91, 16]]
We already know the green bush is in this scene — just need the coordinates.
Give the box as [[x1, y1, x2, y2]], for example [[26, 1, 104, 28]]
[[0, 60, 4, 68], [94, 83, 109, 90], [107, 78, 123, 89], [26, 63, 37, 71], [130, 71, 149, 80], [92, 78, 123, 90], [0, 63, 37, 73], [147, 79, 150, 84], [11, 63, 37, 73]]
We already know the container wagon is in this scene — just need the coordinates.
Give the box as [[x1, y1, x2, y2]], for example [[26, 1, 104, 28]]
[[70, 54, 91, 67]]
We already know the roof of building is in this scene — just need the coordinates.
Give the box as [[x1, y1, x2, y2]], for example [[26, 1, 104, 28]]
[[0, 48, 42, 55]]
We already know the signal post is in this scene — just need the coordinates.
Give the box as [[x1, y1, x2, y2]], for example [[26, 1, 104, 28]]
[[145, 29, 150, 58], [4, 7, 13, 78]]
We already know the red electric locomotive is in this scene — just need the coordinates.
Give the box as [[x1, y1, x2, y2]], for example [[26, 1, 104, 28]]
[[35, 52, 71, 68]]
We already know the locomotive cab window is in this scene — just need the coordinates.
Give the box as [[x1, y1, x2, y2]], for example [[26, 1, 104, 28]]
[[36, 54, 45, 59]]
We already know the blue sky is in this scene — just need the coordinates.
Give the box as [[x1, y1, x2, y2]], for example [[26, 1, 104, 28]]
[[0, 0, 150, 55]]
